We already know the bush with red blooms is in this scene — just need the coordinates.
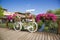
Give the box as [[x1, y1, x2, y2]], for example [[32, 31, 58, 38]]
[[36, 13, 57, 23]]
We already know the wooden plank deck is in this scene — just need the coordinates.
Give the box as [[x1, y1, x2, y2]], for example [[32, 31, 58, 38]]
[[0, 28, 60, 40]]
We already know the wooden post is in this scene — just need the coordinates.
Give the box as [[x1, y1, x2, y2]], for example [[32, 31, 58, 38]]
[[6, 19, 9, 28], [58, 19, 60, 34]]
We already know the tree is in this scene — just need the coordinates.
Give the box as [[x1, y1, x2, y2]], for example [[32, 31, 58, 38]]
[[46, 10, 53, 13], [54, 9, 60, 33], [52, 9, 60, 19], [0, 6, 4, 17], [0, 6, 9, 28], [54, 9, 60, 15]]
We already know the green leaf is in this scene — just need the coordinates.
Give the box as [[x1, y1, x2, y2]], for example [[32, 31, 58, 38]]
[[0, 6, 4, 17]]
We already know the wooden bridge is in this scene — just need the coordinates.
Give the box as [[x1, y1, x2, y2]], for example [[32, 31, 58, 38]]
[[0, 28, 60, 40]]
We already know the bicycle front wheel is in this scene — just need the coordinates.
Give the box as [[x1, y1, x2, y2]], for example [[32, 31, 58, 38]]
[[27, 22, 38, 32]]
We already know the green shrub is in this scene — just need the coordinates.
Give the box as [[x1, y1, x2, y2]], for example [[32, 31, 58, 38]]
[[8, 23, 13, 29], [38, 20, 43, 29]]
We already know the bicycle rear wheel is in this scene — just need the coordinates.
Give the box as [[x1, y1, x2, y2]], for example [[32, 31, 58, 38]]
[[13, 22, 22, 31]]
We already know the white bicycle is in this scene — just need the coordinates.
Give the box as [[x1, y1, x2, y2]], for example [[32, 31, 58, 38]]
[[13, 19, 38, 32]]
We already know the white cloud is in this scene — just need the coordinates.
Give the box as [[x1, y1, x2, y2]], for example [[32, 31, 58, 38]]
[[26, 9, 35, 12]]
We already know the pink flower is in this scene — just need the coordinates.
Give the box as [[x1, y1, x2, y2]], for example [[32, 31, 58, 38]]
[[36, 13, 57, 22], [7, 15, 12, 20]]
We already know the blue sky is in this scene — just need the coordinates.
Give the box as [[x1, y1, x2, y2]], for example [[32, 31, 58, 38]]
[[0, 0, 60, 15]]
